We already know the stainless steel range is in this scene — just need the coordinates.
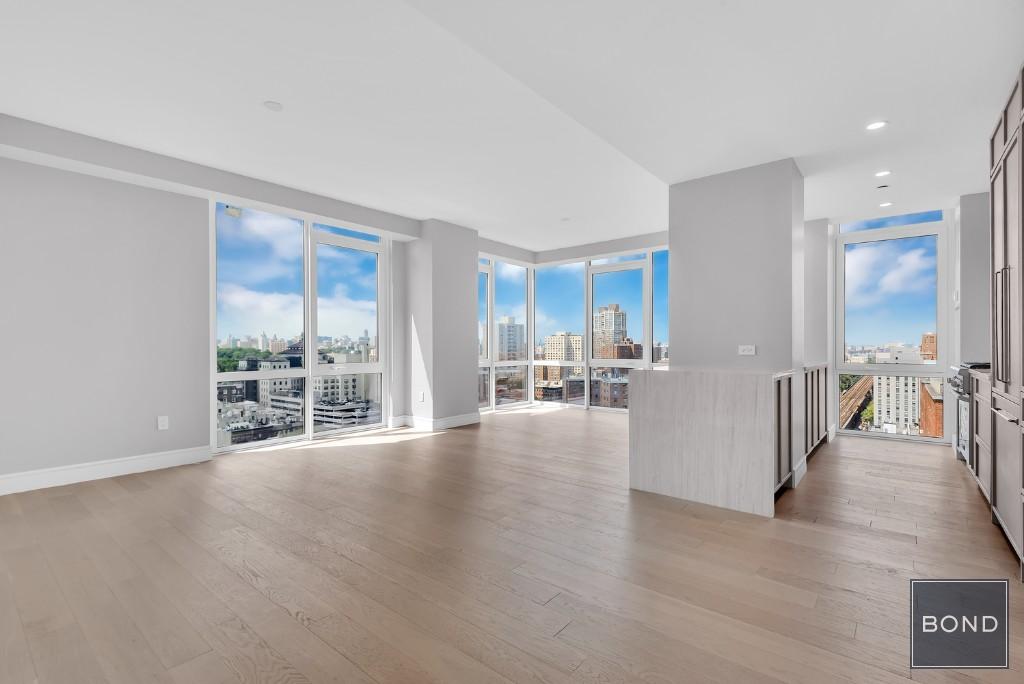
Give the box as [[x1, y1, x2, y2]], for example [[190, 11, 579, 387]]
[[949, 362, 991, 468]]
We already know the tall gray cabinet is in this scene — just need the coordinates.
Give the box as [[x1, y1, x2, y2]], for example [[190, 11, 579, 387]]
[[989, 64, 1024, 575]]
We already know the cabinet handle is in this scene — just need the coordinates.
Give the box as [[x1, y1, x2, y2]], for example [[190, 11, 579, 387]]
[[1003, 267, 1011, 384], [995, 270, 1005, 383], [994, 408, 1019, 424]]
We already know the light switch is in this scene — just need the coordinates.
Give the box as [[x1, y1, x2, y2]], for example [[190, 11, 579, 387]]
[[418, 391, 425, 402], [157, 415, 170, 430], [738, 345, 756, 356]]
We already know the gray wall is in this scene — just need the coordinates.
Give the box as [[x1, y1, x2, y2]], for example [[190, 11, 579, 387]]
[[804, 218, 830, 365], [0, 114, 420, 240], [390, 241, 411, 419], [670, 159, 803, 372], [0, 158, 209, 475], [960, 193, 991, 363], [535, 231, 668, 264], [406, 220, 480, 422]]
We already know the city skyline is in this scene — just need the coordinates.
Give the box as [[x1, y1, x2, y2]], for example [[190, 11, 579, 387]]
[[528, 252, 670, 347], [216, 203, 379, 348]]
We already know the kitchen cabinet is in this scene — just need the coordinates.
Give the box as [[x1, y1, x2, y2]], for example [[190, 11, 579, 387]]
[[992, 134, 1022, 400], [992, 398, 1023, 557], [989, 65, 1024, 573], [974, 371, 993, 500]]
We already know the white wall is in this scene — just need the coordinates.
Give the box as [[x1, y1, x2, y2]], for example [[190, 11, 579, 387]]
[[669, 159, 804, 372], [0, 158, 209, 476], [406, 220, 480, 426]]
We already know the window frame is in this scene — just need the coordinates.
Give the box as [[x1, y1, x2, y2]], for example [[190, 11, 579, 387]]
[[833, 215, 950, 442], [834, 220, 949, 376], [478, 259, 494, 410], [480, 245, 667, 413], [309, 228, 388, 437], [486, 256, 533, 410], [587, 257, 651, 370], [532, 261, 587, 407], [210, 196, 392, 453]]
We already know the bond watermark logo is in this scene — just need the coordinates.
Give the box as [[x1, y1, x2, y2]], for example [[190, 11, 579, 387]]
[[910, 579, 1008, 669]]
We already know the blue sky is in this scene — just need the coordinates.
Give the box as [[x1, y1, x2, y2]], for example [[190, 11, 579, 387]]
[[844, 234, 937, 348], [216, 203, 378, 342], [218, 205, 669, 351]]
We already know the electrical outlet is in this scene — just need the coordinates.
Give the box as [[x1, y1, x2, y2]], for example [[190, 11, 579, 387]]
[[157, 415, 170, 431], [738, 345, 756, 356]]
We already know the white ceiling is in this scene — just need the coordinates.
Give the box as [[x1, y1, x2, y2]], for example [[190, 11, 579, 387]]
[[407, 0, 1024, 224], [2, 1, 1023, 249]]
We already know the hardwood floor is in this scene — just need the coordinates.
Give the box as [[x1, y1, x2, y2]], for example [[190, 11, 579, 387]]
[[1, 406, 1022, 683]]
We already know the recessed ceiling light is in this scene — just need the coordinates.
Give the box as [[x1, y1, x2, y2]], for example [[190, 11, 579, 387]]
[[879, 202, 893, 207], [875, 170, 891, 177], [263, 100, 283, 112], [560, 217, 571, 222], [866, 120, 887, 131]]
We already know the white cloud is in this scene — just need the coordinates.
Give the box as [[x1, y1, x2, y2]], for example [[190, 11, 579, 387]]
[[496, 261, 527, 282], [317, 283, 378, 339], [844, 242, 935, 309], [878, 248, 935, 295], [216, 281, 377, 341], [552, 262, 586, 281], [218, 207, 304, 287], [231, 208, 304, 260], [217, 283, 304, 339]]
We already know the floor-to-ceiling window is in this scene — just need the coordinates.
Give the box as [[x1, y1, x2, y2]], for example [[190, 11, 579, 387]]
[[589, 254, 649, 409], [652, 249, 670, 365], [836, 211, 946, 439], [478, 259, 491, 408], [479, 247, 665, 412], [213, 202, 388, 451], [493, 260, 529, 406], [534, 262, 586, 404]]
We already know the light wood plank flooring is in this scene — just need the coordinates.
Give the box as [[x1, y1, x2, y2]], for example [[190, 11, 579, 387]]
[[1, 406, 1022, 683]]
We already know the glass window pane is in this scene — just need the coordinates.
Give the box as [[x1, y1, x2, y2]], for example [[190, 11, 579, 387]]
[[494, 367, 526, 405], [314, 222, 380, 242], [217, 377, 305, 447], [839, 373, 943, 438], [313, 373, 381, 432], [591, 367, 630, 409], [535, 365, 585, 405], [478, 367, 491, 408], [478, 271, 489, 358], [535, 263, 584, 361], [653, 250, 669, 364], [316, 243, 378, 364], [591, 253, 644, 266], [216, 203, 304, 372], [495, 262, 527, 361], [844, 235, 937, 365], [840, 210, 942, 234], [592, 269, 644, 360]]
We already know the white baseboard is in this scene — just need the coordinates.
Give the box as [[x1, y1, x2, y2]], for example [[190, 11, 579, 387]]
[[0, 446, 211, 497], [388, 415, 412, 428], [410, 412, 481, 432], [828, 423, 837, 441], [791, 458, 808, 487]]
